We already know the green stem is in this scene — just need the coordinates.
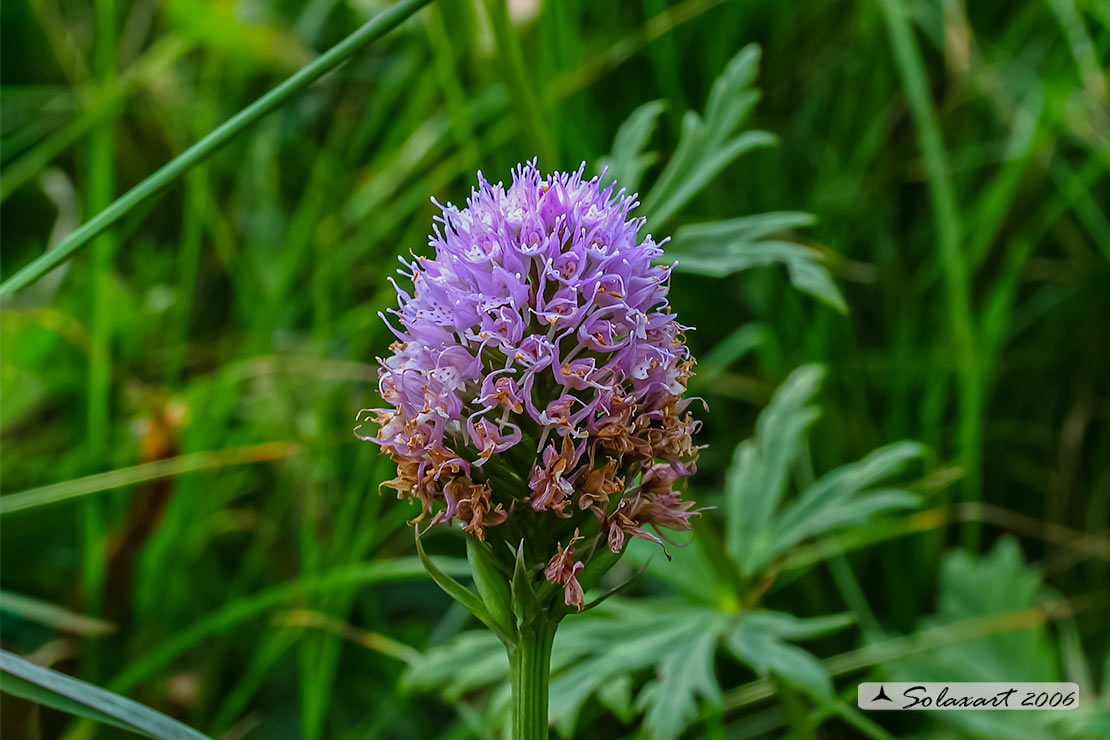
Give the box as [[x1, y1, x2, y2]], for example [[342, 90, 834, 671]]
[[774, 678, 815, 740], [82, 0, 117, 681], [509, 620, 556, 740]]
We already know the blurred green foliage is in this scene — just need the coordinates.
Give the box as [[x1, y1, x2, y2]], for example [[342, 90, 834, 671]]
[[1, 0, 1108, 738]]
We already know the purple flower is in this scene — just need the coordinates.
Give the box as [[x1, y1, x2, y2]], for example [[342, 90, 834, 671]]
[[358, 161, 702, 608]]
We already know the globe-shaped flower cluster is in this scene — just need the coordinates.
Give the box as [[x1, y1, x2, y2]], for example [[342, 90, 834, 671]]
[[358, 161, 701, 609]]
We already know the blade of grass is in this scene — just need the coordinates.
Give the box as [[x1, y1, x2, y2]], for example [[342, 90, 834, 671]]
[[482, 0, 556, 166], [0, 442, 299, 515], [0, 0, 433, 297], [1, 650, 212, 740], [208, 630, 300, 736], [877, 0, 982, 548], [0, 35, 191, 203], [811, 692, 897, 740], [546, 0, 727, 101], [0, 591, 115, 637], [275, 609, 422, 663], [425, 2, 479, 173], [980, 156, 1109, 377], [167, 51, 220, 384], [773, 679, 815, 739], [1047, 0, 1107, 100], [1047, 156, 1110, 263], [966, 92, 1044, 270], [338, 0, 728, 272], [779, 501, 1110, 577], [641, 0, 686, 110], [105, 558, 468, 693]]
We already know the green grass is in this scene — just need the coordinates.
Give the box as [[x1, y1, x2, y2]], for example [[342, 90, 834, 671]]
[[2, 1, 1108, 739]]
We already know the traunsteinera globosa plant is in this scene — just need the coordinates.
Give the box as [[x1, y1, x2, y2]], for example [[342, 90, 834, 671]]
[[358, 161, 702, 739]]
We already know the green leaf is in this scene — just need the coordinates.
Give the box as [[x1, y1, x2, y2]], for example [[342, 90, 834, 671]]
[[702, 44, 761, 136], [641, 44, 773, 231], [649, 130, 776, 231], [723, 609, 852, 698], [1, 650, 213, 740], [596, 673, 635, 724], [738, 611, 856, 641], [886, 538, 1067, 740], [465, 534, 514, 638], [805, 489, 922, 529], [669, 240, 846, 313], [774, 441, 924, 534], [665, 212, 840, 314], [549, 605, 720, 737], [510, 540, 542, 629], [405, 630, 507, 701], [599, 99, 667, 192], [624, 531, 730, 608], [760, 442, 926, 570], [671, 211, 817, 247], [725, 619, 832, 697], [636, 624, 724, 740], [763, 644, 832, 696], [903, 537, 1057, 683], [724, 368, 927, 577], [726, 365, 824, 573], [415, 528, 510, 643]]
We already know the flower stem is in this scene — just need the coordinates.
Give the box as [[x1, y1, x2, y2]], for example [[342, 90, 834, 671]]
[[509, 619, 556, 740]]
